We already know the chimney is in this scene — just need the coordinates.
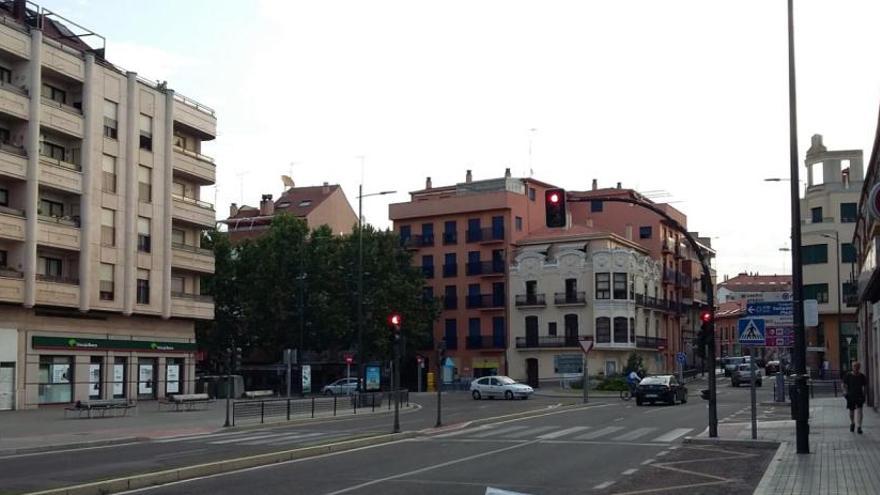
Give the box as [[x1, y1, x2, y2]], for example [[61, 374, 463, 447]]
[[425, 177, 432, 189], [592, 179, 598, 191], [466, 170, 473, 183], [259, 194, 274, 216], [616, 182, 622, 189], [504, 168, 511, 178], [323, 182, 330, 194], [229, 202, 239, 218]]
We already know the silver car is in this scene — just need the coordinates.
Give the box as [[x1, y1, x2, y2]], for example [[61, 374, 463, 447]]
[[470, 376, 534, 400], [321, 378, 359, 395]]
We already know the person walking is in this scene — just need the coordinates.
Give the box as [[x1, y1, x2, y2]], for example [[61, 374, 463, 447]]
[[844, 361, 868, 434]]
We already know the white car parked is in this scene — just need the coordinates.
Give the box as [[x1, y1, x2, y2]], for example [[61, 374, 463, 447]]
[[470, 375, 534, 400], [321, 378, 359, 395]]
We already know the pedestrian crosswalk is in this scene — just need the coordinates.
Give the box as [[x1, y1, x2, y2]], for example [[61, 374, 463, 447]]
[[432, 424, 694, 444], [154, 428, 351, 448]]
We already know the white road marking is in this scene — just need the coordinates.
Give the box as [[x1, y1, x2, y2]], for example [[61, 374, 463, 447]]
[[651, 428, 693, 443], [656, 451, 669, 457], [574, 426, 624, 440], [613, 427, 657, 441], [241, 432, 325, 446], [614, 417, 625, 422], [155, 430, 255, 443], [622, 468, 638, 475], [209, 433, 285, 445], [593, 481, 615, 490], [506, 426, 558, 438], [433, 425, 492, 438], [640, 458, 655, 465], [469, 425, 530, 438], [536, 426, 591, 439]]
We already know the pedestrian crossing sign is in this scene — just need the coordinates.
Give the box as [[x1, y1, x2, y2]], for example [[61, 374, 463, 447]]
[[738, 318, 766, 346]]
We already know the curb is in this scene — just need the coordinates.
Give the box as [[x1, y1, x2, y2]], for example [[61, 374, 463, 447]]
[[682, 436, 781, 449], [0, 437, 147, 457], [24, 432, 417, 495], [752, 441, 788, 495]]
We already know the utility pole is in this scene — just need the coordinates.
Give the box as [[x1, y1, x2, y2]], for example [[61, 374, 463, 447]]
[[787, 0, 810, 454]]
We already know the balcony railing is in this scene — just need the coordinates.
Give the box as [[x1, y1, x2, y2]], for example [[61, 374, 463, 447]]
[[466, 334, 506, 349], [466, 227, 505, 243], [442, 232, 457, 245], [36, 274, 79, 285], [466, 293, 505, 309], [635, 336, 668, 350], [466, 260, 505, 276], [0, 80, 28, 97], [515, 335, 592, 349], [173, 145, 216, 164], [421, 265, 435, 278], [0, 205, 24, 217], [0, 267, 23, 278], [172, 193, 214, 210], [41, 96, 82, 116], [514, 294, 546, 307], [171, 292, 214, 303], [38, 214, 80, 227], [554, 291, 586, 305], [400, 234, 434, 248], [39, 153, 81, 171], [0, 142, 26, 156], [172, 242, 213, 256], [442, 264, 457, 277]]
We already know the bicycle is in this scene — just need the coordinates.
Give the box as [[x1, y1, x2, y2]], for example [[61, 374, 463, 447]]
[[620, 384, 637, 401]]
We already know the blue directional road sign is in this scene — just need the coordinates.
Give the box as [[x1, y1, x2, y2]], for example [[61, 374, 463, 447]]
[[738, 318, 766, 346], [676, 352, 687, 365]]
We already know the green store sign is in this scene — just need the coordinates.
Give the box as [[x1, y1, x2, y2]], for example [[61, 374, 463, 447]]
[[33, 336, 197, 353]]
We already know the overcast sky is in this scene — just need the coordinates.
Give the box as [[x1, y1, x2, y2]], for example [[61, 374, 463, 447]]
[[53, 0, 880, 278]]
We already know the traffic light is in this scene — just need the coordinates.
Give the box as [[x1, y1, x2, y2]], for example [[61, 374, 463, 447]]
[[234, 347, 242, 371], [695, 310, 713, 358], [545, 188, 567, 228], [389, 313, 402, 343]]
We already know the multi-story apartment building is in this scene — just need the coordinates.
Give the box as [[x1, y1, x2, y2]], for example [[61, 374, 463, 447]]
[[388, 170, 554, 382], [568, 183, 714, 371], [0, 3, 216, 409], [224, 183, 357, 244], [801, 134, 862, 372], [508, 226, 666, 386]]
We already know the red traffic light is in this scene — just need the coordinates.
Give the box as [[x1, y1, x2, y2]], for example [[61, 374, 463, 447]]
[[545, 188, 567, 228], [700, 310, 713, 323], [548, 192, 560, 204], [389, 314, 402, 327]]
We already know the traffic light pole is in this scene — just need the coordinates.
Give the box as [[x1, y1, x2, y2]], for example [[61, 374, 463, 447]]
[[565, 195, 718, 437], [435, 341, 446, 428], [224, 347, 232, 428], [393, 335, 401, 433]]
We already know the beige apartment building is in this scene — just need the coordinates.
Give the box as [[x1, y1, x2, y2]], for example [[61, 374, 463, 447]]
[[0, 3, 216, 409]]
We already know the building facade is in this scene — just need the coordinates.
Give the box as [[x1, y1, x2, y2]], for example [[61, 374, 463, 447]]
[[508, 227, 666, 386], [388, 170, 554, 381], [225, 183, 357, 243], [801, 134, 862, 372], [717, 273, 792, 304], [0, 3, 216, 409]]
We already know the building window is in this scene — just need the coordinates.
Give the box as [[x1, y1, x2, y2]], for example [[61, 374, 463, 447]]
[[596, 273, 610, 299], [41, 83, 66, 104], [444, 285, 457, 310], [399, 225, 411, 245], [0, 187, 7, 206], [803, 283, 829, 304], [639, 226, 652, 239], [548, 321, 557, 336], [38, 355, 72, 404], [629, 317, 635, 343], [101, 208, 115, 246], [137, 217, 151, 253], [136, 269, 150, 304], [99, 263, 114, 301], [613, 273, 627, 299], [139, 114, 153, 151], [421, 254, 434, 279], [613, 317, 627, 343], [444, 319, 457, 349], [811, 207, 822, 224], [138, 166, 152, 202], [0, 249, 6, 267], [528, 187, 536, 201], [39, 199, 63, 218], [515, 216, 523, 231], [443, 220, 457, 244], [103, 100, 118, 139], [802, 244, 828, 265], [840, 203, 857, 223], [40, 140, 65, 161], [596, 317, 611, 343], [843, 282, 857, 299], [443, 253, 456, 278], [591, 200, 603, 212], [102, 154, 116, 193], [171, 275, 185, 295], [0, 66, 10, 84], [421, 223, 434, 245], [842, 243, 857, 264], [41, 256, 62, 278], [172, 228, 186, 246]]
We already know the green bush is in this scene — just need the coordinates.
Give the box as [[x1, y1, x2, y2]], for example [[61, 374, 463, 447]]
[[596, 376, 629, 391]]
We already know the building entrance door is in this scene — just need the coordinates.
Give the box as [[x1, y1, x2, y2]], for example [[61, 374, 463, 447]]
[[0, 363, 14, 410], [526, 358, 539, 388]]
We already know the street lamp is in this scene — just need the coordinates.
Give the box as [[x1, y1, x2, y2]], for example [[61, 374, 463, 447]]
[[357, 185, 396, 392], [821, 232, 843, 372]]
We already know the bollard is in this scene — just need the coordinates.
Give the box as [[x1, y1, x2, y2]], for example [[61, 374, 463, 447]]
[[260, 401, 265, 424], [372, 393, 376, 412], [311, 396, 315, 418], [333, 395, 337, 416], [287, 398, 291, 421]]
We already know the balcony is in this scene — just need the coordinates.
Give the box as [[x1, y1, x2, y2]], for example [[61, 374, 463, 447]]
[[171, 243, 215, 273], [173, 146, 216, 185], [0, 143, 26, 178], [554, 291, 586, 306], [173, 95, 217, 140], [421, 265, 435, 279], [515, 335, 592, 349], [466, 293, 505, 309], [466, 260, 505, 276], [662, 239, 673, 253], [42, 42, 85, 81], [35, 277, 79, 308], [0, 81, 29, 119], [442, 263, 457, 278], [636, 336, 667, 350], [442, 232, 457, 245], [38, 216, 80, 250], [0, 269, 24, 303], [41, 98, 84, 138], [466, 227, 505, 244], [0, 208, 25, 241], [172, 194, 216, 228], [171, 292, 215, 320], [0, 21, 31, 59], [515, 293, 546, 308], [465, 334, 506, 350], [400, 234, 434, 249], [39, 155, 82, 193]]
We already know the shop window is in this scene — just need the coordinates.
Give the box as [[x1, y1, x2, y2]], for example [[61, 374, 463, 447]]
[[112, 357, 127, 399], [38, 355, 72, 404], [166, 358, 183, 395], [89, 356, 103, 399], [137, 358, 156, 399]]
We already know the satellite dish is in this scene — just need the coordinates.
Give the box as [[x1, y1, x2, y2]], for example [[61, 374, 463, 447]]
[[281, 175, 295, 189]]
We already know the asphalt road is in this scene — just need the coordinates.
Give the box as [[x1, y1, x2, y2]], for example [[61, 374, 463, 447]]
[[114, 379, 778, 495], [0, 392, 572, 494]]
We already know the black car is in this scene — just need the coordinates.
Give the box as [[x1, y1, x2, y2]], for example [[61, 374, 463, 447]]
[[635, 375, 688, 406]]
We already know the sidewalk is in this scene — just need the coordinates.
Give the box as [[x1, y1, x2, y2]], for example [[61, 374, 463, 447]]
[[697, 397, 880, 494]]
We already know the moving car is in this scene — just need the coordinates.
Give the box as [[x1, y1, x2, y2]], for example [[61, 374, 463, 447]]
[[321, 377, 359, 395], [470, 376, 534, 400], [731, 363, 763, 387], [635, 375, 688, 406], [765, 360, 781, 375], [723, 356, 750, 377]]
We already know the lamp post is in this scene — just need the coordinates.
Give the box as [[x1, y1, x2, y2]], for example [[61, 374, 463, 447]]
[[357, 186, 396, 392], [821, 232, 843, 373]]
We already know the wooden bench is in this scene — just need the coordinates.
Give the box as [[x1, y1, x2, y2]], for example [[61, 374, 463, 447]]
[[158, 393, 214, 411], [64, 399, 136, 418], [243, 390, 274, 399]]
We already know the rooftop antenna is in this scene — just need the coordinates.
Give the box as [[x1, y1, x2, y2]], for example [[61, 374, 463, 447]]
[[281, 175, 295, 189], [527, 128, 537, 176], [236, 171, 251, 204]]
